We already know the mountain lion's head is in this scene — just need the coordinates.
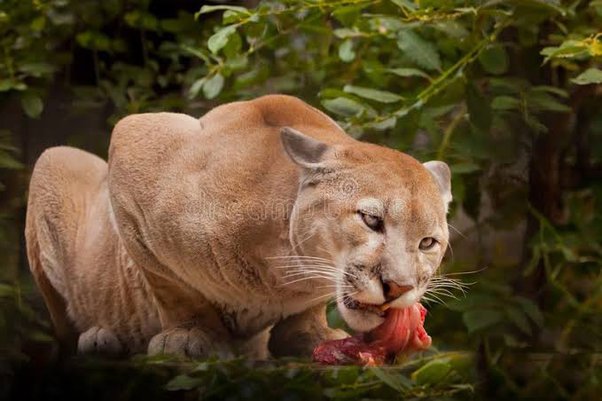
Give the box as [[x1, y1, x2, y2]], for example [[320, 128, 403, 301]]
[[281, 127, 451, 332]]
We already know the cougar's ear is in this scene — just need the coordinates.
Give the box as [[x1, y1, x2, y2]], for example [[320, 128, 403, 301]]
[[423, 161, 452, 212], [280, 127, 331, 168]]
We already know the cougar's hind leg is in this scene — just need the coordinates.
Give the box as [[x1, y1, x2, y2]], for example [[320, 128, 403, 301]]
[[25, 146, 108, 355], [25, 221, 77, 354]]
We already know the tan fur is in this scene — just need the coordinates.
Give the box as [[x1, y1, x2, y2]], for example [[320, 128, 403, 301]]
[[25, 95, 451, 358]]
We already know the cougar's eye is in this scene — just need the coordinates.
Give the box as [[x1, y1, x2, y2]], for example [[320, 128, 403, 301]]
[[419, 237, 437, 250], [358, 211, 384, 232]]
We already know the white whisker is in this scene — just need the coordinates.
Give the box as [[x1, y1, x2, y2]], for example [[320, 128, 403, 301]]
[[282, 271, 339, 279], [447, 223, 466, 238], [267, 255, 333, 263], [305, 290, 358, 306], [438, 267, 488, 276]]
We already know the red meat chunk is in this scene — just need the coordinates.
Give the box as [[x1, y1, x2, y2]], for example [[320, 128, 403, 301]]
[[313, 303, 431, 366]]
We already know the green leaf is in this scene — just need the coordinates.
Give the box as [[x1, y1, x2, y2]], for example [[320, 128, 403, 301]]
[[541, 39, 590, 63], [527, 91, 571, 113], [397, 30, 441, 71], [571, 68, 602, 85], [20, 93, 44, 118], [165, 374, 203, 391], [0, 283, 15, 297], [0, 80, 26, 92], [30, 16, 46, 31], [333, 28, 360, 39], [462, 309, 503, 333], [203, 74, 224, 99], [208, 25, 237, 54], [451, 163, 481, 174], [467, 83, 491, 131], [18, 62, 56, 77], [338, 39, 355, 63], [531, 85, 569, 98], [332, 5, 364, 26], [506, 306, 532, 335], [0, 150, 23, 169], [322, 97, 366, 117], [343, 85, 403, 103], [367, 117, 397, 131], [389, 0, 417, 11], [516, 297, 544, 328], [369, 367, 411, 391], [195, 5, 250, 19], [491, 96, 520, 111], [478, 44, 509, 75], [188, 78, 207, 99], [388, 67, 431, 80], [411, 358, 452, 385]]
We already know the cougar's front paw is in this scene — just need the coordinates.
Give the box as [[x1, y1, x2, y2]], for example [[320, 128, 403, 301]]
[[78, 327, 123, 356], [148, 328, 232, 359]]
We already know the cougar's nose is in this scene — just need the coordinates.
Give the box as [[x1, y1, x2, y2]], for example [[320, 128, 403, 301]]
[[381, 279, 414, 303]]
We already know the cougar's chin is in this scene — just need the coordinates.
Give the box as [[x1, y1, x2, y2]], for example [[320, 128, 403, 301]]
[[336, 294, 385, 332]]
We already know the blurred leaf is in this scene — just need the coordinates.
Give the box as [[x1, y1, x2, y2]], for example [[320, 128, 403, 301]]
[[195, 5, 250, 19], [451, 163, 481, 174], [165, 374, 203, 391], [20, 93, 44, 118], [516, 297, 544, 328], [412, 358, 452, 385], [571, 68, 602, 85], [322, 97, 366, 117], [491, 95, 520, 111], [0, 150, 23, 169], [332, 5, 364, 26], [389, 0, 417, 11], [188, 77, 206, 99], [0, 283, 14, 297], [370, 367, 411, 391], [0, 80, 27, 92], [463, 309, 503, 333], [397, 30, 441, 71], [343, 85, 403, 103], [208, 25, 237, 54], [467, 83, 491, 131], [203, 73, 224, 99], [506, 306, 532, 335], [388, 67, 431, 80], [479, 44, 509, 75], [527, 91, 571, 113], [338, 39, 355, 62], [367, 117, 397, 131], [333, 28, 359, 39], [18, 62, 56, 77], [541, 39, 590, 63]]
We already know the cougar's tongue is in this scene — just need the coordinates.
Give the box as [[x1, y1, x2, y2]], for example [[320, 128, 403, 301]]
[[366, 303, 432, 354]]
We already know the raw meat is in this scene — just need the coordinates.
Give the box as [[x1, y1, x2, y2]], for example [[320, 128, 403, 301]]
[[313, 303, 431, 366]]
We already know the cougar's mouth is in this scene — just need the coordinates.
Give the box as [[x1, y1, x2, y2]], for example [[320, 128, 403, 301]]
[[342, 294, 387, 317]]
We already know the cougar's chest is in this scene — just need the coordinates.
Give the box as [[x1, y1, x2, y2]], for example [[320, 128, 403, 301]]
[[216, 288, 323, 338]]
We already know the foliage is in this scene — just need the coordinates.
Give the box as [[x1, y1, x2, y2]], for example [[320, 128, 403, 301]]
[[162, 352, 474, 400], [1, 0, 601, 400]]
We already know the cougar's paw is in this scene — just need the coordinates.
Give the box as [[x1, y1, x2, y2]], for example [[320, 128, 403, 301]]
[[77, 327, 123, 356], [148, 328, 232, 359]]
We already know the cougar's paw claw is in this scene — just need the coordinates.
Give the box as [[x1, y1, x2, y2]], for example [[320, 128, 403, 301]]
[[78, 326, 123, 356], [148, 328, 232, 359]]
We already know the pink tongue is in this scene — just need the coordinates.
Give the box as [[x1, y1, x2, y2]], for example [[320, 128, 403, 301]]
[[366, 303, 432, 354]]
